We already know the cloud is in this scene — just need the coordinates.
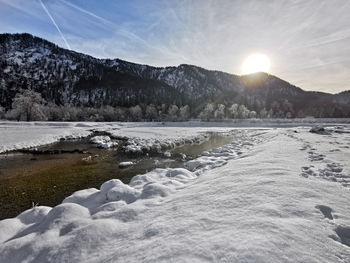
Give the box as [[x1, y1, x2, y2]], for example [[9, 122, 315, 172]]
[[38, 0, 71, 49], [1, 0, 350, 93]]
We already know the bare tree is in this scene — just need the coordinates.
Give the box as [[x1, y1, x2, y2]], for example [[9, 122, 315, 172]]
[[129, 105, 143, 121], [0, 105, 4, 119], [179, 105, 190, 121], [10, 90, 46, 121], [167, 104, 179, 121], [228, 103, 239, 119], [214, 104, 225, 120], [145, 104, 158, 121], [199, 103, 214, 121], [248, 110, 257, 118], [237, 104, 249, 119]]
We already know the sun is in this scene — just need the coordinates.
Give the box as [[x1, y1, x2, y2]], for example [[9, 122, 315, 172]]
[[241, 53, 271, 75]]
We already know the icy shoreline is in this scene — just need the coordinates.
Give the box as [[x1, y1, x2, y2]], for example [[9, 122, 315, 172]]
[[1, 119, 350, 154]]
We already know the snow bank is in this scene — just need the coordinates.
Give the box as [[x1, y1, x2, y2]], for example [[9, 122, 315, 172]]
[[1, 126, 350, 262], [107, 124, 235, 155], [1, 119, 349, 154], [1, 122, 350, 262], [89, 135, 118, 148], [0, 122, 94, 153]]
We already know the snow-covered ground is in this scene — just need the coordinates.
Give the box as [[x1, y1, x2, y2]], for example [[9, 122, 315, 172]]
[[0, 121, 350, 262], [1, 119, 349, 153], [0, 122, 93, 153]]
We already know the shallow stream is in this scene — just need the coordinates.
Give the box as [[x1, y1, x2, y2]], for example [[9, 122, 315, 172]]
[[0, 132, 233, 219]]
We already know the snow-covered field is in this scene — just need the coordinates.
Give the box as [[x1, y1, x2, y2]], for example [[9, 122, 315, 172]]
[[0, 120, 350, 262], [1, 119, 349, 153]]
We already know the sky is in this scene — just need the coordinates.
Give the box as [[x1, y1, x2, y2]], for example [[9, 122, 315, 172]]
[[1, 0, 350, 94]]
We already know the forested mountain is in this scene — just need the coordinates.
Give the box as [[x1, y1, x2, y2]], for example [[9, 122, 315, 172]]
[[0, 33, 349, 120]]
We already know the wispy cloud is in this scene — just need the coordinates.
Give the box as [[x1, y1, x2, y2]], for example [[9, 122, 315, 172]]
[[38, 0, 71, 49], [58, 0, 114, 28], [1, 0, 350, 93]]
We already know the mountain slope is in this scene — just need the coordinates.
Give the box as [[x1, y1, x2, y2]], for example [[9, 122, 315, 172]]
[[0, 33, 349, 118]]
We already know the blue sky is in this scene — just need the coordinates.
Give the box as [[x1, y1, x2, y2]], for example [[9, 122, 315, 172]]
[[1, 0, 350, 93]]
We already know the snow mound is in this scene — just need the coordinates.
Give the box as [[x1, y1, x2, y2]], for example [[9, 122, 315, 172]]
[[89, 135, 118, 148], [118, 161, 134, 168]]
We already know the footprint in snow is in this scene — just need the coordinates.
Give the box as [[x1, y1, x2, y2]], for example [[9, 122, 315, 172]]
[[315, 205, 350, 248], [307, 151, 325, 161], [300, 162, 350, 188], [316, 205, 334, 220], [331, 226, 350, 247]]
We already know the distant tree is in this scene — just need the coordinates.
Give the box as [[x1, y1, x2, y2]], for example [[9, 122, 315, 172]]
[[228, 103, 239, 119], [45, 102, 63, 121], [115, 107, 127, 121], [129, 105, 143, 121], [282, 99, 294, 117], [296, 110, 305, 118], [167, 104, 179, 121], [60, 104, 79, 121], [267, 109, 274, 118], [199, 103, 214, 121], [237, 104, 249, 119], [145, 104, 158, 121], [100, 105, 117, 122], [248, 110, 257, 118], [259, 108, 268, 118], [214, 104, 225, 120], [179, 105, 190, 121], [10, 90, 46, 121], [0, 105, 4, 119], [0, 79, 6, 102]]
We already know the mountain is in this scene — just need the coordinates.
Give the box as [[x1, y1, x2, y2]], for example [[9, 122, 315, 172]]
[[0, 33, 349, 118]]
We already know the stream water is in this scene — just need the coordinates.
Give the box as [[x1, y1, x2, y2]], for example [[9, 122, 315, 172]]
[[0, 133, 233, 219]]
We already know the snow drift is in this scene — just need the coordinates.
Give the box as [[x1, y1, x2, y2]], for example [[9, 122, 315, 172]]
[[0, 123, 350, 262]]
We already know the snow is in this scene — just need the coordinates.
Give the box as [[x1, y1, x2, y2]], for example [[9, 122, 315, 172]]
[[89, 135, 118, 148], [0, 122, 350, 262], [118, 161, 134, 168], [108, 124, 234, 155], [1, 119, 349, 154], [0, 122, 93, 153]]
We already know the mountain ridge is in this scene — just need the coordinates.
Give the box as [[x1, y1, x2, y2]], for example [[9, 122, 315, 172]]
[[0, 33, 349, 118]]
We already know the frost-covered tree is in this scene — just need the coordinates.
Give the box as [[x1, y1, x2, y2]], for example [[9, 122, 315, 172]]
[[115, 107, 127, 121], [167, 104, 179, 121], [199, 103, 214, 121], [10, 90, 46, 121], [268, 109, 274, 118], [285, 112, 292, 118], [248, 110, 257, 118], [179, 105, 190, 121], [259, 108, 268, 118], [145, 104, 158, 121], [237, 104, 249, 119], [0, 105, 4, 119], [282, 99, 294, 117], [61, 104, 75, 121], [297, 110, 305, 118], [214, 104, 225, 120], [129, 105, 143, 121], [0, 79, 6, 102], [100, 105, 116, 121], [45, 102, 63, 121], [228, 103, 239, 119]]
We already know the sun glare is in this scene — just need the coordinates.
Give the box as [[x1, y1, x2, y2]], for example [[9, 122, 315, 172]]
[[241, 53, 271, 75]]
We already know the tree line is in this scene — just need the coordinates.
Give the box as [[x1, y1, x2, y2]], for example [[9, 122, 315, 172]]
[[0, 90, 269, 121]]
